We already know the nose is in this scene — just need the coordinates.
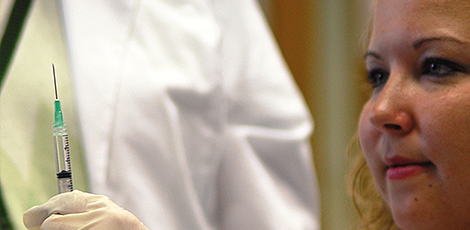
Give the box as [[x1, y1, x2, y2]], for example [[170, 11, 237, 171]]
[[368, 78, 415, 136]]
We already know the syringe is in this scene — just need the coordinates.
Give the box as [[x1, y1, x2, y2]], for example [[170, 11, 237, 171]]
[[52, 64, 73, 193]]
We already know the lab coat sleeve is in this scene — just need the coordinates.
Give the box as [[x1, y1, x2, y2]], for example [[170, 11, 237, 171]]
[[215, 1, 320, 229]]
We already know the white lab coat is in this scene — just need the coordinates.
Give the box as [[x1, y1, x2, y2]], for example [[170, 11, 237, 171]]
[[4, 0, 319, 229]]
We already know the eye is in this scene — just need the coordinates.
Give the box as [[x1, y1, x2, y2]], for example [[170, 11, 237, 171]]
[[367, 69, 389, 88], [422, 58, 466, 77]]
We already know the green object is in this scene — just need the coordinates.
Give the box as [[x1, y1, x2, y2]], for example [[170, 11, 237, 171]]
[[0, 188, 13, 230], [54, 100, 64, 128], [0, 0, 33, 90]]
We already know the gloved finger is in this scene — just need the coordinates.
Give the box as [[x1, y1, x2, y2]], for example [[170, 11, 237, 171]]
[[23, 205, 49, 229], [23, 190, 90, 228]]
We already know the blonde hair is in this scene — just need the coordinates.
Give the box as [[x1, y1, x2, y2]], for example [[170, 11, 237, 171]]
[[348, 135, 399, 230]]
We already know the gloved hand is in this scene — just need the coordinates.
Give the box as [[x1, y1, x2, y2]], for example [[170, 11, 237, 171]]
[[23, 190, 149, 230]]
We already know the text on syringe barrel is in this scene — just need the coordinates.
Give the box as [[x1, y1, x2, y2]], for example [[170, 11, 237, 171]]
[[53, 131, 71, 172]]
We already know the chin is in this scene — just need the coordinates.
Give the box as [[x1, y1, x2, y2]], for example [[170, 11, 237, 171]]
[[391, 205, 422, 230], [388, 196, 437, 230]]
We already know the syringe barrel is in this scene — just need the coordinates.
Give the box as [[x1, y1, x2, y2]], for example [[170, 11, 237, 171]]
[[53, 123, 73, 193], [57, 172, 73, 193]]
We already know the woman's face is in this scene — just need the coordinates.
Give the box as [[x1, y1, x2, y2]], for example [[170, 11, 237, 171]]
[[358, 0, 470, 229]]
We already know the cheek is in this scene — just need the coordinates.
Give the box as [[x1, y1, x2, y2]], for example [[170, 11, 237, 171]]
[[358, 103, 384, 172], [419, 94, 470, 216], [358, 102, 387, 192], [421, 100, 470, 178], [420, 93, 470, 164], [358, 102, 378, 159]]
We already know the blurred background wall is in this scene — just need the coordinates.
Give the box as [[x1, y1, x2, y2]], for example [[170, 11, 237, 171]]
[[258, 0, 372, 229]]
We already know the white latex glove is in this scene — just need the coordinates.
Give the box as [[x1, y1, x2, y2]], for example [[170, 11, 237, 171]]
[[23, 190, 149, 230]]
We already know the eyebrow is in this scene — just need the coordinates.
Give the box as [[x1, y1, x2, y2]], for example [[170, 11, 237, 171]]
[[363, 51, 381, 60], [413, 36, 470, 49], [363, 36, 470, 60]]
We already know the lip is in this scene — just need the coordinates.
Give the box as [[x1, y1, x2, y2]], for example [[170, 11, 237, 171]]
[[385, 156, 433, 180]]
